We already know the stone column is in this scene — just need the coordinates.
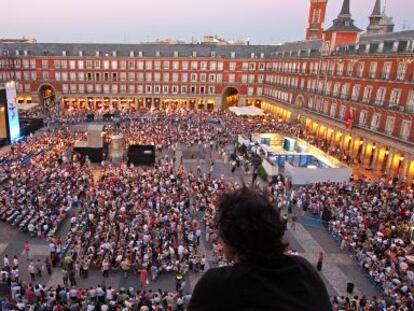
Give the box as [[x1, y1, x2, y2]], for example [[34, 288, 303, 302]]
[[399, 155, 411, 180], [370, 143, 381, 170], [359, 140, 368, 163], [354, 138, 363, 158], [339, 132, 347, 151], [330, 130, 337, 146], [385, 149, 395, 174]]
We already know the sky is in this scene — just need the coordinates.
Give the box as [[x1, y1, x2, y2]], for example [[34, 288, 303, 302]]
[[1, 0, 413, 44]]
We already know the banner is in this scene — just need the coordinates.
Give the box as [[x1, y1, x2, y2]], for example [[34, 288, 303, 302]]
[[5, 81, 20, 141]]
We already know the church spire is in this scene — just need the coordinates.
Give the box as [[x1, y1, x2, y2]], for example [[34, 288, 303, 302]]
[[339, 0, 350, 16], [325, 0, 361, 32], [367, 0, 394, 34], [371, 0, 382, 17]]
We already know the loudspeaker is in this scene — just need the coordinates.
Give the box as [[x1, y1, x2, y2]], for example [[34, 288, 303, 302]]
[[346, 282, 354, 294], [73, 146, 103, 163], [127, 145, 155, 166]]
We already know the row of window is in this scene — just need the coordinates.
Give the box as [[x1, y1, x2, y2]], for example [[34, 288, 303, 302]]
[[1, 57, 411, 82], [263, 87, 292, 104], [307, 97, 412, 140], [5, 70, 265, 85], [266, 59, 410, 81], [13, 49, 266, 59], [266, 73, 414, 112], [5, 58, 266, 72]]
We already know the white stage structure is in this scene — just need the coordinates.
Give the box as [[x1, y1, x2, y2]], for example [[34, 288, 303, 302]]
[[87, 124, 104, 148], [239, 133, 353, 184]]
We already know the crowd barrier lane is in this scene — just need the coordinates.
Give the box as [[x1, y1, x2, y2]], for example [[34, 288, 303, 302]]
[[316, 216, 386, 294], [300, 214, 329, 229]]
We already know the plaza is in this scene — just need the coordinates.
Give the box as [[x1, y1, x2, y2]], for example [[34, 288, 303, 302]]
[[0, 0, 413, 310]]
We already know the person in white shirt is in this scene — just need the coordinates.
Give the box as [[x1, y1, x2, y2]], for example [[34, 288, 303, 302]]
[[3, 255, 10, 270], [13, 256, 19, 268]]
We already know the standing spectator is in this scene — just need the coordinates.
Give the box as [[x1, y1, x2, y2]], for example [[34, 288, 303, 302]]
[[176, 272, 184, 291], [102, 258, 110, 278], [28, 261, 36, 281], [24, 241, 32, 261], [68, 268, 77, 286], [45, 258, 52, 275], [139, 268, 148, 287], [35, 259, 42, 277], [62, 267, 69, 286], [316, 252, 324, 272], [3, 254, 10, 271]]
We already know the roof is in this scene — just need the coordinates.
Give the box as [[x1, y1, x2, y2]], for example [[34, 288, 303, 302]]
[[360, 30, 414, 43], [0, 31, 412, 60], [325, 0, 363, 33], [0, 40, 324, 59], [0, 42, 278, 59]]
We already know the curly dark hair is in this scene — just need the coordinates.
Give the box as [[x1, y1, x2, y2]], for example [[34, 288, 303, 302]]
[[215, 186, 288, 265]]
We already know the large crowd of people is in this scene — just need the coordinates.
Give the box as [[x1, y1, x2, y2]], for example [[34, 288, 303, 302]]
[[1, 280, 191, 311], [294, 179, 414, 310], [0, 109, 413, 310], [0, 129, 90, 239]]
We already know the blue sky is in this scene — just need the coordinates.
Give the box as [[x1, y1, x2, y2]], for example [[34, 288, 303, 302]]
[[1, 0, 413, 44]]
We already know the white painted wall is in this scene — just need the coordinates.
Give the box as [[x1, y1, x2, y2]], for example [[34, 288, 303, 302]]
[[285, 162, 353, 185], [262, 158, 279, 176]]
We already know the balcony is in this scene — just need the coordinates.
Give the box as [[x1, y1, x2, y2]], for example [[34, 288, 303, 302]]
[[374, 100, 384, 106], [387, 103, 399, 110]]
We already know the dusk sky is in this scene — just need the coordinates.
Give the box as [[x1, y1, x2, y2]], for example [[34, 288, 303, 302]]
[[2, 0, 414, 44]]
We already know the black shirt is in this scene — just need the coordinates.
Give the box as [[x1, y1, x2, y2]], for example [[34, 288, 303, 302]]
[[188, 255, 332, 311]]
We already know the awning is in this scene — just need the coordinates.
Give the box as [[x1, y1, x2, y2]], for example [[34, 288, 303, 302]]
[[229, 106, 265, 116]]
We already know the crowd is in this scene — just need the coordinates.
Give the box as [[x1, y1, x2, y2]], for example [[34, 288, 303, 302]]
[[0, 129, 91, 239], [1, 109, 414, 310], [296, 179, 414, 310], [61, 163, 207, 280], [1, 280, 191, 311]]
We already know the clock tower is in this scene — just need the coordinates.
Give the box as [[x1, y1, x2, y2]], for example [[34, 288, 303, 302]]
[[306, 0, 328, 40]]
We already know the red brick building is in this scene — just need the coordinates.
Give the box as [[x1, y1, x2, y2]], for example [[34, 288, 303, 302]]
[[0, 0, 413, 182]]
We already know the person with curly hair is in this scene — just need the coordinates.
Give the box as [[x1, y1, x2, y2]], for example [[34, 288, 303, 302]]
[[188, 187, 331, 311]]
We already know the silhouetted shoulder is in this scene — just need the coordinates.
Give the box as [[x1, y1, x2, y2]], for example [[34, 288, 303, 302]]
[[188, 256, 332, 311]]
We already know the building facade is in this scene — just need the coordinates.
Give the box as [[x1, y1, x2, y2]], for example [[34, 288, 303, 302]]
[[0, 0, 413, 183]]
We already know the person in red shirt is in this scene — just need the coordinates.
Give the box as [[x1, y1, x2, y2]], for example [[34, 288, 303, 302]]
[[139, 268, 148, 286]]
